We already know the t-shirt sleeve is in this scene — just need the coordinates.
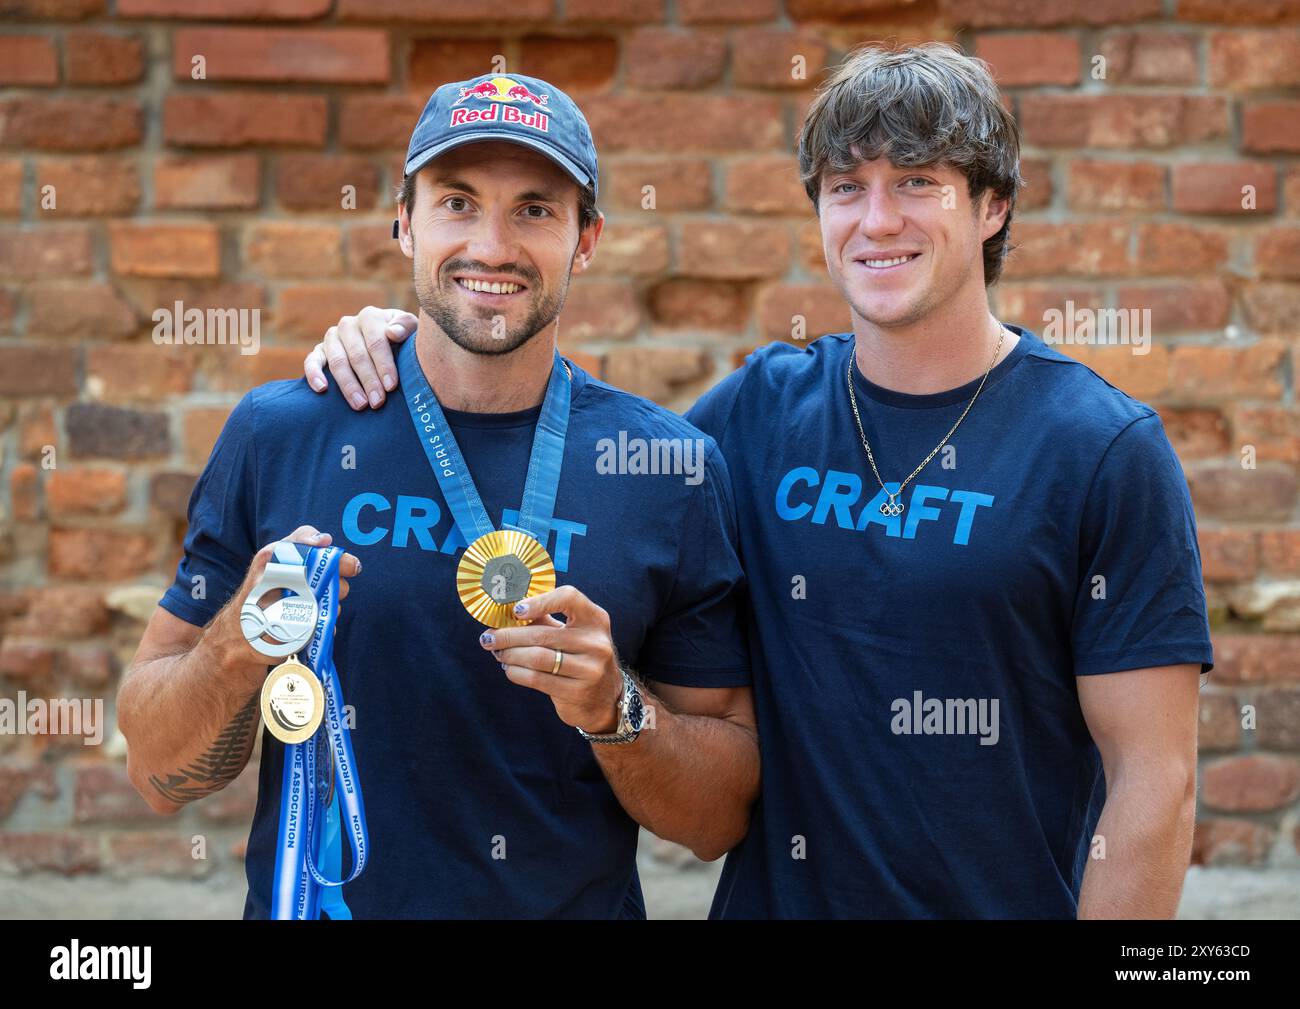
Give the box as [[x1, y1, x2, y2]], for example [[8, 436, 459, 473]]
[[158, 392, 260, 629], [637, 440, 751, 690], [1072, 412, 1214, 677]]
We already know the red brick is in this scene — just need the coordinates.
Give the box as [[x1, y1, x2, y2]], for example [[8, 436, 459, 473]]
[[154, 154, 260, 211], [198, 766, 260, 822], [0, 97, 142, 150], [1018, 95, 1227, 148], [276, 153, 379, 212], [0, 158, 21, 216], [201, 345, 318, 390], [724, 156, 809, 215], [109, 222, 221, 279], [606, 158, 713, 210], [173, 28, 389, 84], [9, 462, 37, 521], [1018, 157, 1052, 210], [1178, 0, 1300, 21], [1197, 691, 1243, 751], [756, 282, 850, 342], [273, 283, 387, 343], [604, 346, 711, 403], [73, 763, 154, 823], [163, 93, 327, 148], [337, 0, 552, 18], [994, 286, 1105, 329], [1255, 227, 1300, 280], [1176, 341, 1286, 400], [47, 467, 127, 516], [107, 832, 213, 878], [49, 528, 157, 580], [86, 346, 195, 402], [1115, 281, 1231, 332], [1198, 528, 1257, 582], [561, 280, 640, 341], [1133, 223, 1229, 275], [1233, 405, 1300, 464], [1191, 818, 1274, 867], [1255, 688, 1300, 749], [151, 471, 196, 518], [0, 347, 77, 396], [408, 37, 503, 89], [1159, 407, 1231, 462], [1260, 531, 1300, 575], [27, 282, 137, 340], [34, 156, 140, 216], [0, 638, 55, 682], [0, 760, 58, 820], [17, 405, 56, 460], [1054, 342, 1171, 400], [65, 30, 145, 85], [732, 29, 828, 89], [1209, 30, 1300, 90], [183, 406, 232, 466], [941, 0, 1162, 27], [118, 0, 329, 15], [1172, 162, 1277, 214], [344, 223, 410, 280], [245, 221, 341, 279], [623, 29, 727, 90], [1213, 633, 1300, 683], [1097, 30, 1199, 85], [1066, 160, 1165, 212], [1242, 102, 1300, 154], [65, 402, 171, 459], [338, 95, 426, 150], [7, 586, 110, 637], [0, 0, 103, 17], [975, 33, 1081, 87], [1241, 283, 1300, 333], [0, 831, 99, 875], [1003, 221, 1130, 279], [680, 0, 777, 21], [519, 35, 619, 91], [678, 221, 791, 279], [0, 225, 93, 278], [1202, 754, 1300, 812], [585, 95, 784, 151], [648, 278, 748, 330], [585, 222, 668, 276], [563, 0, 662, 21], [0, 35, 58, 85], [59, 644, 112, 688], [1190, 461, 1296, 521]]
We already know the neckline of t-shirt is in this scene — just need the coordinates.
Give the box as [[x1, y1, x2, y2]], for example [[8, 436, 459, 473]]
[[428, 357, 589, 430], [847, 324, 1035, 410]]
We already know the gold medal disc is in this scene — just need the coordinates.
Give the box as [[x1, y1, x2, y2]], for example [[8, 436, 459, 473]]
[[260, 658, 325, 744], [457, 529, 556, 627]]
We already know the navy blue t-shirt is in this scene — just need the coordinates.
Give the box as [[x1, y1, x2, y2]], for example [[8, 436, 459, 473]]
[[160, 355, 749, 919], [687, 327, 1213, 919]]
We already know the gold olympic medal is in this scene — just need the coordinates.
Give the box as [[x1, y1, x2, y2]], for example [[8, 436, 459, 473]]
[[260, 658, 325, 745], [456, 529, 556, 628]]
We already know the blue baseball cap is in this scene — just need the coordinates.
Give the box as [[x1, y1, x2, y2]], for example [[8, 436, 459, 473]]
[[403, 73, 598, 199]]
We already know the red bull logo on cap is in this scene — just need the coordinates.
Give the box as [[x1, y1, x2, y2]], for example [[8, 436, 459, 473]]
[[450, 76, 551, 133]]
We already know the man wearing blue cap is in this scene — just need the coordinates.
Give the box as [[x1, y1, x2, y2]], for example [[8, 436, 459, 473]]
[[120, 72, 758, 919]]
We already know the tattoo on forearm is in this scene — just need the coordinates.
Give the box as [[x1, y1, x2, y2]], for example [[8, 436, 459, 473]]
[[148, 693, 259, 804]]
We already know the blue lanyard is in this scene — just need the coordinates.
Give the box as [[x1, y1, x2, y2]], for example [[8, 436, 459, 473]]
[[269, 544, 369, 920], [397, 337, 571, 546]]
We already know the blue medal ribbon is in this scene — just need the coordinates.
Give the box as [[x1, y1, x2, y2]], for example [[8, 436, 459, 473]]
[[397, 337, 571, 547], [269, 543, 369, 920]]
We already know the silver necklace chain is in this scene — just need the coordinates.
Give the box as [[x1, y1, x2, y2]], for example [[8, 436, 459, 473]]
[[846, 319, 1006, 518]]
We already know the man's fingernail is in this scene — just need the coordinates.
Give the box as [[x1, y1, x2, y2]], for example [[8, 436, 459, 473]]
[[368, 390, 382, 407], [354, 559, 362, 574], [350, 393, 366, 409], [382, 373, 396, 391], [311, 378, 326, 392], [513, 602, 527, 616], [479, 631, 494, 647], [387, 324, 406, 335]]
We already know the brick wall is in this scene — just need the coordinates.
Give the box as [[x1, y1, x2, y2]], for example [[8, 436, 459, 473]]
[[1, 0, 1298, 915]]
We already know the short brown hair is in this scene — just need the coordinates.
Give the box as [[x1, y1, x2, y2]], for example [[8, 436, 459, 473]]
[[797, 42, 1023, 286], [397, 168, 600, 230]]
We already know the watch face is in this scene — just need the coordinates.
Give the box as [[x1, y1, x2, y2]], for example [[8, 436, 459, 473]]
[[625, 683, 646, 731]]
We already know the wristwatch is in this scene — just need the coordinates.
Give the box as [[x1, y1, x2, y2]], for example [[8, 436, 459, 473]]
[[577, 666, 647, 745]]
